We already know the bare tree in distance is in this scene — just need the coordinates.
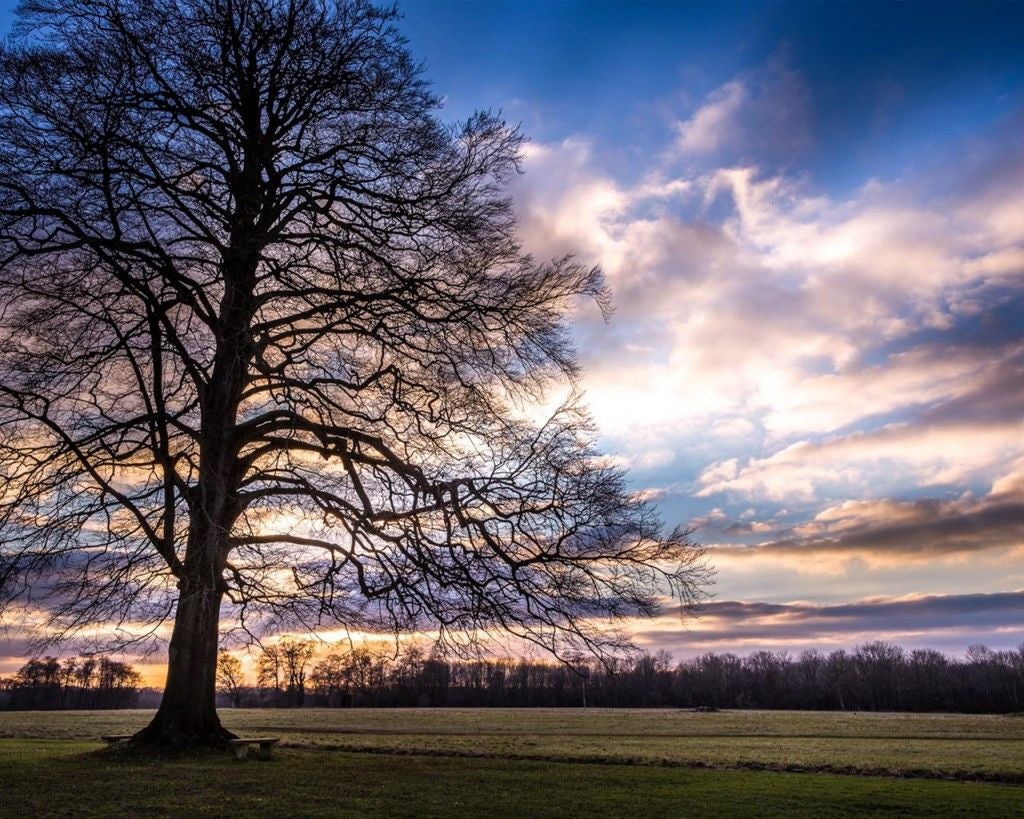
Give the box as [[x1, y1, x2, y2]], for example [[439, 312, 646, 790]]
[[257, 636, 315, 706], [215, 650, 245, 708], [0, 0, 708, 747]]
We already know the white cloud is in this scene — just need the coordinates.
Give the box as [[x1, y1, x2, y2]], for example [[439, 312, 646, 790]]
[[511, 76, 1024, 618], [606, 447, 676, 471], [676, 80, 748, 154], [515, 129, 1024, 470], [673, 56, 811, 164], [697, 420, 1024, 502]]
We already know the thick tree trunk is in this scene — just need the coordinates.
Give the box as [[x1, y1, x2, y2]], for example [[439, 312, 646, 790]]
[[134, 545, 235, 747], [133, 180, 257, 749]]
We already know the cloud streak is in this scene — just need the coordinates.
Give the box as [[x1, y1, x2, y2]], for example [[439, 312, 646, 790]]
[[635, 589, 1024, 654], [716, 481, 1024, 562]]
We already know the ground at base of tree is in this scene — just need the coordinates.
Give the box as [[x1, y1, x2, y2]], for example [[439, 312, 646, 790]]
[[3, 708, 1023, 782], [1, 738, 1022, 818]]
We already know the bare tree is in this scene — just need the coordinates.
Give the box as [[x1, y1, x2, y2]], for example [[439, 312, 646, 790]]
[[309, 652, 349, 706], [255, 645, 283, 697], [278, 636, 315, 706], [0, 0, 707, 747], [255, 637, 314, 705], [3, 653, 141, 709], [215, 650, 245, 707]]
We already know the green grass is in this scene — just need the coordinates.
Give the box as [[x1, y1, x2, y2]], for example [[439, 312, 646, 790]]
[[3, 708, 1022, 779], [1, 709, 1023, 816], [1, 739, 1023, 817]]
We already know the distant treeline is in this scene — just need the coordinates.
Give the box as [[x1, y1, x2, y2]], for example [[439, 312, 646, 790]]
[[219, 639, 1024, 714], [5, 641, 1022, 713], [0, 655, 142, 710]]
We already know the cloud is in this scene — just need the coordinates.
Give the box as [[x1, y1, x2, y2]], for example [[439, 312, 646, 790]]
[[759, 339, 1024, 437], [634, 589, 1024, 654], [676, 80, 747, 154], [674, 56, 811, 165], [606, 448, 676, 471], [707, 463, 1024, 563], [506, 99, 1024, 650], [513, 110, 1024, 518], [697, 417, 1024, 502]]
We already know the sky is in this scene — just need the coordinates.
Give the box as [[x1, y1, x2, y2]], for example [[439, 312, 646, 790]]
[[1, 1, 1023, 678], [397, 0, 1024, 659]]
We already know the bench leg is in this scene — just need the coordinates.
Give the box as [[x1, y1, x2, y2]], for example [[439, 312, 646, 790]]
[[235, 744, 249, 760], [256, 743, 274, 760]]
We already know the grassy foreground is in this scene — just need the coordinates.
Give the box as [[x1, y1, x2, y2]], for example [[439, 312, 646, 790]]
[[2, 739, 1023, 817], [3, 708, 1023, 780], [1, 709, 1023, 816]]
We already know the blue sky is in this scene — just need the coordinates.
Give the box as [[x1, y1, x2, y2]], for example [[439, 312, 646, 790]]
[[398, 1, 1024, 656], [399, 2, 1024, 190], [1, 1, 1023, 668]]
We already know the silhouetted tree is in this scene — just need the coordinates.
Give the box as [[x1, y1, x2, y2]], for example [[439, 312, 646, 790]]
[[0, 0, 707, 747], [75, 657, 98, 697], [309, 653, 350, 707], [2, 654, 141, 709], [216, 651, 245, 707], [166, 640, 1024, 712], [906, 649, 951, 711], [854, 641, 905, 711], [256, 637, 315, 706]]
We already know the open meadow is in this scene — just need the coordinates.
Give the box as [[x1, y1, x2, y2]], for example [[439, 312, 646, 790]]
[[1, 708, 1023, 816]]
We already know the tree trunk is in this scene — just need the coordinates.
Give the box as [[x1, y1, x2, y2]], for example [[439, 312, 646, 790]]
[[135, 164, 256, 748], [134, 547, 235, 747]]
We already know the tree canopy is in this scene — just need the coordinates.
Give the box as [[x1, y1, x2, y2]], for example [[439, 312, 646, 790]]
[[0, 0, 707, 745]]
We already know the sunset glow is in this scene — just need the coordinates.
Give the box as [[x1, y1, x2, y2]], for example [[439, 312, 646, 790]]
[[1, 0, 1022, 678]]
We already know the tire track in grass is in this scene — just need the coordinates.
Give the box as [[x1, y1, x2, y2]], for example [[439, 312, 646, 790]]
[[271, 740, 1024, 785], [255, 726, 1024, 742]]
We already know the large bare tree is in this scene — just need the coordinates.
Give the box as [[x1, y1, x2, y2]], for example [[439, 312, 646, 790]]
[[0, 0, 707, 746]]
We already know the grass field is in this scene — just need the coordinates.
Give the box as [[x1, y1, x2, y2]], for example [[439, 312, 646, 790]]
[[2, 708, 1023, 816]]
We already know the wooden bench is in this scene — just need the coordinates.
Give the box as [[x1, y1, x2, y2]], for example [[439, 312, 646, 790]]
[[100, 734, 134, 744], [230, 737, 280, 760]]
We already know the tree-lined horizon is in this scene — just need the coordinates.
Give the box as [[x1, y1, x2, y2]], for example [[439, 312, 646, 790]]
[[5, 639, 1024, 715], [0, 0, 707, 747], [227, 640, 1024, 713]]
